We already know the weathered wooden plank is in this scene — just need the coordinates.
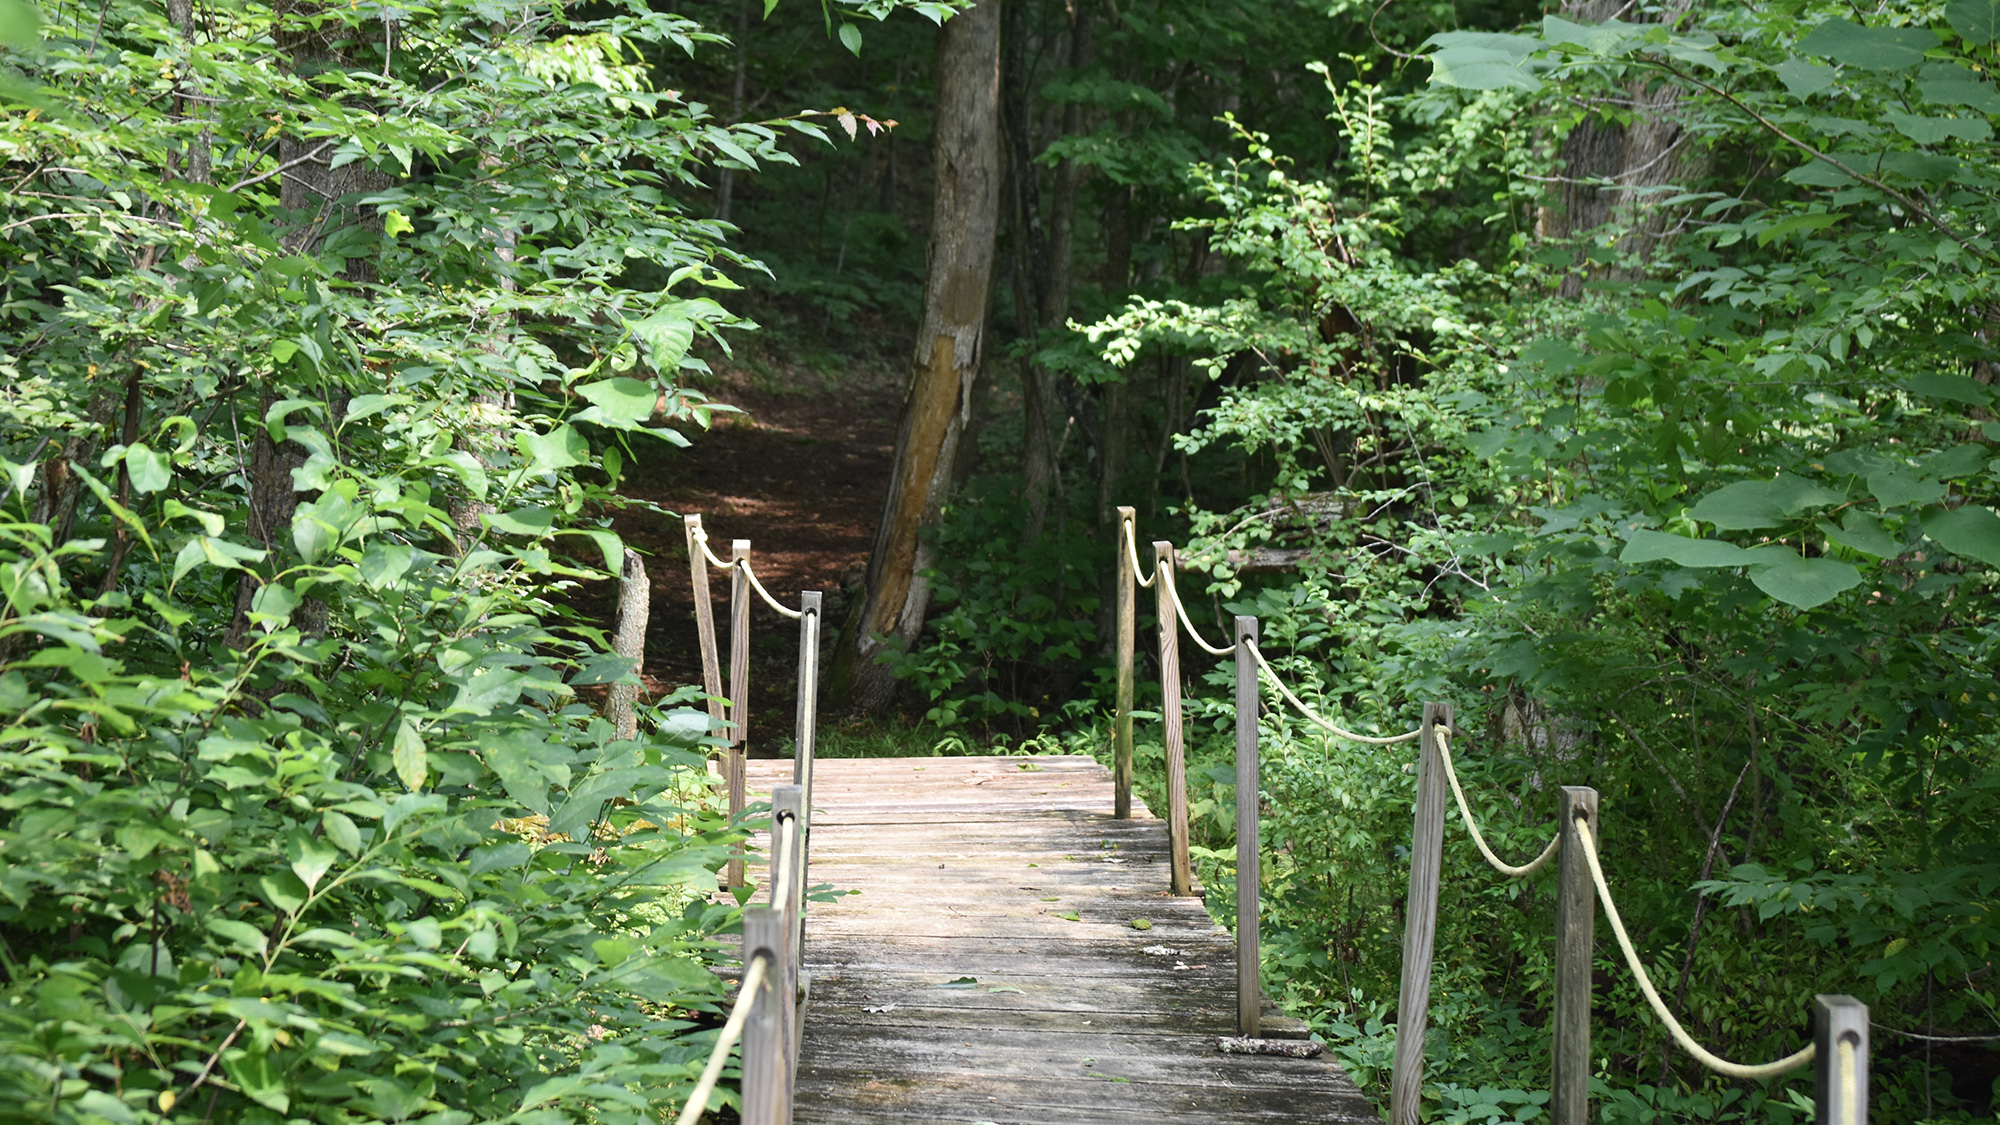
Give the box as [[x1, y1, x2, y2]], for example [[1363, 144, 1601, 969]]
[[734, 756, 1380, 1125]]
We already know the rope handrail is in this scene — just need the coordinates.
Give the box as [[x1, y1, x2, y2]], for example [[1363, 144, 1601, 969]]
[[739, 558, 804, 620], [1122, 520, 1157, 588], [1436, 728, 1559, 878], [1160, 567, 1237, 657], [769, 810, 798, 908], [1243, 638, 1423, 745], [690, 524, 732, 571], [1575, 817, 1816, 1079], [673, 951, 772, 1125]]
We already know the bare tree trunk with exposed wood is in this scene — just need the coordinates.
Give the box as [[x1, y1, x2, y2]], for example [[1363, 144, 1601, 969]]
[[828, 0, 1001, 714]]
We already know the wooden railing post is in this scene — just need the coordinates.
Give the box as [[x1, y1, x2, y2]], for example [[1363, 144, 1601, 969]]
[[793, 591, 821, 821], [771, 783, 808, 1095], [1552, 785, 1599, 1125], [1233, 615, 1260, 1037], [740, 906, 790, 1125], [1389, 703, 1451, 1125], [1113, 506, 1137, 819], [684, 516, 726, 754], [1815, 995, 1869, 1125], [727, 538, 751, 890], [1155, 541, 1191, 896]]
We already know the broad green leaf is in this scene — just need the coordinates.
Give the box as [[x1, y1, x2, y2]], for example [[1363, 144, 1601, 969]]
[[1621, 530, 1774, 567], [206, 917, 268, 956], [1923, 504, 2000, 566], [0, 0, 41, 49], [1918, 64, 2000, 112], [393, 718, 427, 792], [123, 442, 170, 493], [358, 541, 415, 590], [1798, 18, 1938, 70], [322, 810, 362, 856], [1424, 32, 1543, 91], [576, 377, 659, 427], [1947, 0, 2000, 44], [485, 735, 551, 814], [838, 20, 862, 54], [1747, 552, 1861, 609], [405, 916, 442, 949], [1774, 57, 1835, 97], [288, 829, 340, 890], [249, 581, 298, 631], [486, 507, 555, 536], [1884, 110, 1993, 143], [519, 424, 589, 472], [1866, 466, 1945, 508], [1922, 444, 1988, 479], [259, 873, 306, 914], [1755, 212, 1845, 246], [223, 1048, 289, 1114], [1903, 371, 1994, 405], [1819, 511, 1903, 557], [1689, 474, 1844, 530]]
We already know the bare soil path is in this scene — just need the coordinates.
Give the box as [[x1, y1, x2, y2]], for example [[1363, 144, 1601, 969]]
[[585, 364, 903, 747]]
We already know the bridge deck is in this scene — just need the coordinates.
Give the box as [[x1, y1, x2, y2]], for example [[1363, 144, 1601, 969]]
[[745, 755, 1379, 1124]]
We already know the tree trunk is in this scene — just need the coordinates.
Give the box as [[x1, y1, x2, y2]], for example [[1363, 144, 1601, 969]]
[[828, 0, 1002, 714]]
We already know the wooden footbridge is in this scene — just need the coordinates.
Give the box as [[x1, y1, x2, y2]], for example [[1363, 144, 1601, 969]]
[[660, 512, 1877, 1125]]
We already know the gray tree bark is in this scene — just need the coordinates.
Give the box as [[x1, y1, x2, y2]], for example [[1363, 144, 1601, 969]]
[[829, 0, 1002, 713]]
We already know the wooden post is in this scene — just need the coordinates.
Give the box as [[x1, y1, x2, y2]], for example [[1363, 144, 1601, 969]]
[[684, 516, 726, 741], [1233, 615, 1259, 1038], [727, 539, 751, 890], [1389, 703, 1452, 1125], [1815, 995, 1869, 1125], [1156, 542, 1191, 896], [770, 786, 805, 952], [606, 550, 649, 741], [793, 592, 821, 819], [740, 906, 791, 1125], [1113, 506, 1137, 819], [1552, 785, 1599, 1125]]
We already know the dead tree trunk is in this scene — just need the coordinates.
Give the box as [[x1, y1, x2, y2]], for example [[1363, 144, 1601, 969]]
[[828, 0, 1002, 714]]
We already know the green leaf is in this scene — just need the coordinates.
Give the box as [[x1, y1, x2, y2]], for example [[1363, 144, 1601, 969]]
[[1798, 18, 1938, 70], [322, 810, 362, 856], [1918, 64, 2000, 112], [1923, 504, 2000, 567], [1773, 57, 1835, 98], [575, 377, 659, 428], [519, 424, 589, 472], [1819, 511, 1903, 557], [358, 541, 416, 590], [206, 917, 268, 956], [1947, 0, 2000, 44], [288, 829, 340, 890], [1923, 444, 1988, 479], [0, 0, 42, 50], [1755, 212, 1846, 246], [258, 872, 306, 915], [393, 718, 427, 792], [1423, 32, 1543, 91], [223, 1048, 289, 1114], [1866, 466, 1945, 509], [1747, 552, 1861, 609], [248, 582, 298, 631], [1688, 474, 1844, 530], [1883, 110, 1993, 143], [1902, 372, 1994, 405], [486, 507, 555, 536], [123, 442, 171, 493], [839, 21, 862, 54], [1620, 530, 1785, 568]]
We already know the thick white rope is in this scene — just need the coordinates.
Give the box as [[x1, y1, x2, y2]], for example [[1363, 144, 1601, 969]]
[[1436, 728, 1559, 877], [738, 558, 804, 620], [769, 812, 797, 908], [1243, 639, 1422, 745], [1122, 521, 1157, 588], [673, 952, 772, 1125], [690, 524, 732, 571], [1575, 818, 1816, 1079], [1159, 568, 1236, 657]]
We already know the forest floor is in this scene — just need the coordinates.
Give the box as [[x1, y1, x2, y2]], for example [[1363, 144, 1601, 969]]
[[573, 347, 903, 755]]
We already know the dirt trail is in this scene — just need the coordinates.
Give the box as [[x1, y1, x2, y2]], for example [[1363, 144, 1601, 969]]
[[590, 365, 901, 751]]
